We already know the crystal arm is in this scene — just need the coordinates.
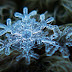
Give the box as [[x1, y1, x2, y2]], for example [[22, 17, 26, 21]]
[[0, 18, 12, 36], [45, 42, 59, 56], [0, 30, 8, 36], [7, 18, 11, 26], [40, 14, 45, 22], [16, 54, 24, 61], [0, 40, 5, 52], [23, 7, 28, 15], [59, 47, 70, 58], [29, 10, 37, 17], [0, 23, 6, 28], [42, 39, 55, 45], [46, 17, 54, 23], [5, 46, 10, 55], [66, 32, 72, 39], [14, 12, 23, 19]]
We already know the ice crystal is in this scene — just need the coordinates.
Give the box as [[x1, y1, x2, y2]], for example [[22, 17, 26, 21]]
[[0, 7, 70, 65]]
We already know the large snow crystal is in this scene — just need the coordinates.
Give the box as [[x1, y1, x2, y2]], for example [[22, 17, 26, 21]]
[[0, 7, 70, 65]]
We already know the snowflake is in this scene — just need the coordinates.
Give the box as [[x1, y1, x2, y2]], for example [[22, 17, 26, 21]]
[[0, 7, 70, 65]]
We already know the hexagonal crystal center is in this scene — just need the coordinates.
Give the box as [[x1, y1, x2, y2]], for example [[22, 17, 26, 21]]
[[22, 30, 31, 39]]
